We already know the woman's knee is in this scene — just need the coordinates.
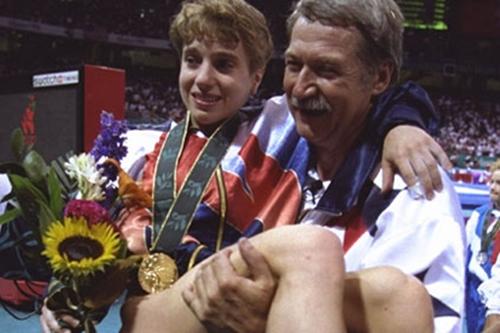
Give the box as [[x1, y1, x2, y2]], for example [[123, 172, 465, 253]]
[[273, 225, 342, 253], [345, 266, 434, 333], [355, 266, 430, 307], [252, 225, 345, 275]]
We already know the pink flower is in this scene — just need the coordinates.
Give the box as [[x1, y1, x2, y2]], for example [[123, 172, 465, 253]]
[[64, 200, 111, 227]]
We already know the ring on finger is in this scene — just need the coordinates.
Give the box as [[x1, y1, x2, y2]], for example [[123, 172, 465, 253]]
[[408, 180, 424, 199]]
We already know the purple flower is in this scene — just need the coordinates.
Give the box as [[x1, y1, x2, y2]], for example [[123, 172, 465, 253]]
[[98, 162, 118, 183], [64, 199, 111, 226], [90, 112, 128, 205], [99, 186, 119, 210], [90, 112, 128, 162]]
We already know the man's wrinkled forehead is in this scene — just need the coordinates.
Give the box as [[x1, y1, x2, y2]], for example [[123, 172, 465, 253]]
[[285, 17, 361, 57]]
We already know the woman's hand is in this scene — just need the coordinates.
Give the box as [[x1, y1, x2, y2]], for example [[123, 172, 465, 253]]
[[39, 299, 80, 333]]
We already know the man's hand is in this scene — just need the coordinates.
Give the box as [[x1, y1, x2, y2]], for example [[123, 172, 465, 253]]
[[182, 238, 276, 333], [483, 314, 500, 333], [382, 125, 452, 200], [39, 300, 80, 333]]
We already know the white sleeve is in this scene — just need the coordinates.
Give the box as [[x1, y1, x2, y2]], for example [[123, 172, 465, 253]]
[[465, 210, 480, 244], [360, 213, 465, 333], [0, 174, 11, 215], [358, 172, 466, 333], [479, 253, 500, 316], [120, 129, 163, 172]]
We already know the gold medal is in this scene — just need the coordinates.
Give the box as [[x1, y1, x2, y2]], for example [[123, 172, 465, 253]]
[[138, 253, 178, 294]]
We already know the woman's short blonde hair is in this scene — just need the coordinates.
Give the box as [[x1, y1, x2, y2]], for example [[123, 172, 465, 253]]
[[169, 0, 273, 73], [490, 159, 500, 174]]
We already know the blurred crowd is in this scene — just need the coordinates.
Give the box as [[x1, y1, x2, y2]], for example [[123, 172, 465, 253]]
[[0, 31, 86, 78], [0, 0, 291, 46], [1, 0, 499, 171], [0, 0, 174, 39], [123, 81, 500, 171], [123, 78, 500, 170], [124, 78, 274, 128], [434, 95, 500, 169], [125, 78, 185, 127]]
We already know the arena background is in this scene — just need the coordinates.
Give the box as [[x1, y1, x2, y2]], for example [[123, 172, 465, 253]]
[[0, 0, 498, 331]]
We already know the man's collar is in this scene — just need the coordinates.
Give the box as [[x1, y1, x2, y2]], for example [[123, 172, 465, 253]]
[[315, 128, 380, 215]]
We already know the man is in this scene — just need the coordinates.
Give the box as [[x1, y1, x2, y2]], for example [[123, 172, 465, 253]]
[[42, 1, 458, 333], [466, 159, 500, 333], [178, 0, 464, 332]]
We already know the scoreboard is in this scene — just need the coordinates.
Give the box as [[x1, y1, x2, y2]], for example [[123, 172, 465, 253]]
[[396, 0, 448, 30], [0, 65, 125, 162]]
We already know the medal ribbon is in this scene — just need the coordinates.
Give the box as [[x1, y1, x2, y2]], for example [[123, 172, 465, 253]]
[[150, 112, 240, 253], [480, 210, 500, 258]]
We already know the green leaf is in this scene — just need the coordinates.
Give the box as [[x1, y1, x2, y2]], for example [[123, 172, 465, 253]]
[[47, 168, 64, 219], [83, 319, 97, 333], [9, 176, 39, 225], [0, 207, 22, 225], [8, 174, 48, 229], [46, 282, 79, 312], [22, 150, 49, 184], [118, 239, 128, 259], [10, 128, 26, 162], [37, 199, 57, 235], [9, 174, 47, 203]]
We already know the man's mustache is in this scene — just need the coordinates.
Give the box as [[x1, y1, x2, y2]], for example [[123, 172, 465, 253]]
[[289, 95, 333, 113]]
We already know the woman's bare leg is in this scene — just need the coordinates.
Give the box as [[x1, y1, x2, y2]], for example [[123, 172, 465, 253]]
[[243, 225, 346, 333], [343, 266, 434, 333], [121, 226, 434, 333], [120, 224, 346, 333]]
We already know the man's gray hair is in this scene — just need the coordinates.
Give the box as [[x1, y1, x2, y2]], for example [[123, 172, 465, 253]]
[[287, 0, 404, 84]]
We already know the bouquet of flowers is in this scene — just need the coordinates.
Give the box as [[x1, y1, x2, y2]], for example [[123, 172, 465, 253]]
[[0, 105, 146, 332]]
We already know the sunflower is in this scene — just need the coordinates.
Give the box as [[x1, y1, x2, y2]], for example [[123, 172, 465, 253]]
[[42, 217, 122, 278]]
